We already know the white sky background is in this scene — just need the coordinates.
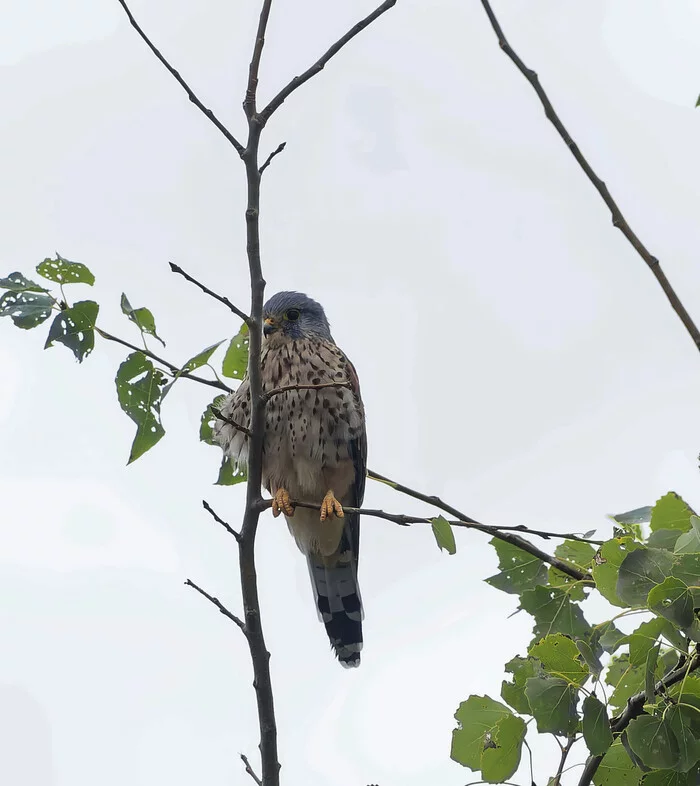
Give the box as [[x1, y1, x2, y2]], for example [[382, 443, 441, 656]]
[[2, 0, 700, 784]]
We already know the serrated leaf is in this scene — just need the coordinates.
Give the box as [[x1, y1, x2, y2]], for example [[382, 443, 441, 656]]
[[597, 621, 627, 653], [617, 547, 675, 607], [120, 293, 165, 346], [36, 254, 95, 285], [666, 704, 700, 772], [200, 395, 227, 445], [529, 633, 589, 686], [501, 656, 537, 714], [593, 740, 641, 786], [0, 289, 53, 329], [115, 351, 166, 463], [44, 300, 99, 361], [651, 493, 694, 533], [215, 456, 246, 486], [592, 537, 643, 608], [486, 538, 547, 595], [519, 585, 593, 642], [451, 695, 526, 783], [431, 516, 456, 555], [627, 715, 680, 770], [524, 674, 578, 735], [674, 516, 700, 554], [577, 639, 603, 676], [582, 695, 613, 756], [222, 322, 249, 379], [648, 577, 695, 629], [0, 272, 48, 292]]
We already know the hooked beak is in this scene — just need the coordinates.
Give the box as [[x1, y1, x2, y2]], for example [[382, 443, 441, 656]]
[[263, 317, 278, 337]]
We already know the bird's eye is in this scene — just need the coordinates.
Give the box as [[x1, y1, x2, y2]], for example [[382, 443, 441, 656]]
[[285, 309, 300, 321]]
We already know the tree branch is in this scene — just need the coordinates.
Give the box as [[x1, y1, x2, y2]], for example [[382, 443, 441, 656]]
[[259, 142, 287, 175], [185, 578, 247, 634], [478, 0, 700, 353], [202, 500, 241, 542], [244, 0, 273, 119], [260, 0, 398, 123], [169, 263, 251, 323], [551, 736, 577, 786], [114, 0, 245, 156], [210, 407, 253, 438], [96, 327, 231, 392], [240, 754, 263, 786]]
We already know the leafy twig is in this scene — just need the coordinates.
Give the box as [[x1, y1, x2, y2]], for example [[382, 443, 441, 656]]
[[479, 0, 700, 353], [169, 263, 250, 323]]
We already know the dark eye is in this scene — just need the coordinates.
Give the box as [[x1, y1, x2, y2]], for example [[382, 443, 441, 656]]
[[285, 309, 300, 321]]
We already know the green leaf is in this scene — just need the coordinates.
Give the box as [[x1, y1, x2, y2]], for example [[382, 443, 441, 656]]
[[0, 289, 53, 329], [451, 695, 526, 783], [215, 456, 246, 486], [200, 395, 227, 445], [607, 653, 648, 712], [666, 704, 700, 772], [36, 253, 95, 285], [582, 695, 613, 756], [671, 553, 700, 606], [645, 644, 660, 705], [648, 577, 695, 629], [674, 516, 700, 554], [592, 537, 643, 608], [524, 674, 578, 735], [593, 740, 641, 786], [556, 540, 596, 567], [612, 506, 653, 525], [222, 323, 249, 379], [0, 272, 48, 292], [115, 351, 166, 463], [597, 621, 627, 653], [529, 633, 589, 686], [162, 341, 225, 399], [617, 547, 675, 606], [519, 585, 593, 642], [120, 293, 165, 346], [650, 529, 685, 551], [431, 516, 456, 555], [641, 770, 699, 786], [577, 639, 603, 676], [627, 715, 680, 770], [627, 618, 667, 666], [501, 656, 537, 714], [651, 493, 694, 533], [44, 300, 99, 361], [486, 538, 547, 595], [547, 565, 587, 601]]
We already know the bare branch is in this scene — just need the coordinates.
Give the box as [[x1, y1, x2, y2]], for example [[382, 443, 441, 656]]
[[240, 754, 263, 786], [185, 579, 247, 634], [202, 500, 241, 542], [551, 736, 577, 786], [479, 0, 700, 353], [169, 263, 250, 323], [244, 0, 273, 119], [260, 0, 398, 123], [95, 327, 231, 392], [114, 0, 245, 156], [259, 142, 287, 175], [210, 407, 252, 438], [263, 380, 351, 402]]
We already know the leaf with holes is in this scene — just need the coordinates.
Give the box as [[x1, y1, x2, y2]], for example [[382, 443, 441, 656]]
[[215, 457, 246, 486], [431, 516, 456, 555], [451, 695, 526, 783], [115, 352, 167, 463], [529, 633, 589, 686], [582, 695, 613, 756], [647, 577, 695, 629], [592, 537, 643, 608], [36, 253, 95, 285], [120, 293, 165, 346], [524, 674, 578, 735], [0, 272, 48, 292], [486, 538, 547, 595], [626, 715, 680, 770], [0, 289, 54, 329], [44, 300, 99, 361], [617, 547, 674, 607], [200, 395, 227, 445], [501, 656, 538, 715], [651, 492, 694, 533], [556, 540, 596, 568], [592, 740, 641, 786], [519, 585, 593, 642], [222, 322, 249, 379]]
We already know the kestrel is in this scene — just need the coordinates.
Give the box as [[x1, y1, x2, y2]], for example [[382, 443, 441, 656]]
[[214, 292, 367, 667]]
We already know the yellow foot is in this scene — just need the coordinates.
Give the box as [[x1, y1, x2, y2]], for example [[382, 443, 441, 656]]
[[320, 490, 344, 521], [272, 488, 295, 518]]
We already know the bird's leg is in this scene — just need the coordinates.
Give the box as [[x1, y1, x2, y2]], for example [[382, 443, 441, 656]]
[[271, 488, 295, 518], [320, 490, 344, 521]]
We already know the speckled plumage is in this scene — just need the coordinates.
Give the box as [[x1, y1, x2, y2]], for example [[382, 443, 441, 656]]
[[213, 292, 367, 667]]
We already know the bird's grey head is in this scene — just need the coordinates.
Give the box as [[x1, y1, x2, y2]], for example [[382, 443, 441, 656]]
[[263, 291, 333, 342]]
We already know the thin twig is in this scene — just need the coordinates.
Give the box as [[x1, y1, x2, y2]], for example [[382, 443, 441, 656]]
[[240, 754, 263, 786], [479, 0, 700, 353], [169, 263, 250, 323], [203, 500, 241, 542], [263, 380, 351, 402], [96, 327, 231, 392], [244, 0, 273, 119], [259, 142, 287, 175], [260, 0, 398, 123], [185, 579, 247, 635], [210, 407, 252, 438], [551, 736, 577, 786], [114, 0, 245, 156], [367, 469, 591, 581]]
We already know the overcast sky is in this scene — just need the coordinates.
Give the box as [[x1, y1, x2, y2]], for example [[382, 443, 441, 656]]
[[3, 1, 700, 785]]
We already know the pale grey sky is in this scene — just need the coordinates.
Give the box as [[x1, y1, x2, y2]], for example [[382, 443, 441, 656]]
[[2, 1, 700, 785]]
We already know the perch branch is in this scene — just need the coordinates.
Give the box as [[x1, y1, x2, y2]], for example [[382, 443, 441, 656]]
[[479, 0, 700, 353], [114, 0, 245, 155], [185, 579, 247, 634], [169, 263, 250, 323]]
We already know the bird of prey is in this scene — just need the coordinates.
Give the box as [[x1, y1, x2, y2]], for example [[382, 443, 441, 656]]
[[213, 292, 367, 667]]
